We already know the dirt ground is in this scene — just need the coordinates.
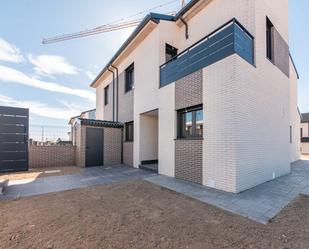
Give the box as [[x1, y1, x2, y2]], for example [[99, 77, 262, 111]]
[[0, 180, 309, 249], [0, 167, 81, 181]]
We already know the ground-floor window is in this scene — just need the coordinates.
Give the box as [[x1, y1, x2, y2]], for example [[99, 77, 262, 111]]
[[125, 121, 134, 142], [177, 105, 203, 139]]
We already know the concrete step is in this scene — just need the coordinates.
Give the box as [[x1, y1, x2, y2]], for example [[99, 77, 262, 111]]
[[0, 179, 9, 195], [139, 164, 158, 173]]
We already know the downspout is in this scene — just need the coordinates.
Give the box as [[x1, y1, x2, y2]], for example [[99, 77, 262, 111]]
[[110, 65, 119, 122], [107, 67, 115, 122], [179, 17, 189, 39]]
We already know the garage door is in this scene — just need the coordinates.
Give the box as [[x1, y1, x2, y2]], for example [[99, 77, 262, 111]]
[[0, 106, 29, 172]]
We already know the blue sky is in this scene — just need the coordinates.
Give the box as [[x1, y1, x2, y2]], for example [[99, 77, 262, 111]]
[[0, 0, 308, 128]]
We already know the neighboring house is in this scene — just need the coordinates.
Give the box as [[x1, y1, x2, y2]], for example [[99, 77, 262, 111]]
[[69, 109, 96, 145], [90, 0, 299, 193], [301, 113, 309, 154]]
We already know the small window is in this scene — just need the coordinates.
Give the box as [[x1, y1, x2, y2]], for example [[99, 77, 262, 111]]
[[177, 105, 203, 139], [301, 128, 303, 138], [165, 43, 178, 62], [266, 17, 274, 61], [125, 63, 134, 93], [104, 85, 109, 105], [290, 125, 292, 144], [125, 121, 134, 142]]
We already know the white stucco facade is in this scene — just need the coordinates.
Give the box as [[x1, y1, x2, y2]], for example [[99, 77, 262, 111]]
[[92, 0, 299, 193]]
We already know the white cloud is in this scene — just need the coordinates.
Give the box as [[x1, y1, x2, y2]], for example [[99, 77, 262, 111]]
[[85, 70, 96, 80], [0, 94, 81, 120], [0, 38, 23, 63], [0, 65, 95, 101], [28, 54, 78, 77]]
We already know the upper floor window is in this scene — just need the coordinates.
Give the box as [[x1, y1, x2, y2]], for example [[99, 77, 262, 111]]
[[266, 17, 274, 61], [104, 85, 109, 105], [165, 43, 178, 62], [125, 63, 134, 92], [177, 105, 203, 139], [125, 121, 134, 142]]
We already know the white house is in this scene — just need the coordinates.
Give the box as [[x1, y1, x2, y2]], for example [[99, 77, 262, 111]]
[[89, 0, 300, 193]]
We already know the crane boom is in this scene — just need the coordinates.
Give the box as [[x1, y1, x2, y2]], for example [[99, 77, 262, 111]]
[[42, 0, 182, 44], [42, 19, 142, 44]]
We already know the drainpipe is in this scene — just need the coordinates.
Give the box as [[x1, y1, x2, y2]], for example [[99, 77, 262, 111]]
[[107, 67, 115, 122], [180, 17, 189, 39], [110, 64, 119, 122]]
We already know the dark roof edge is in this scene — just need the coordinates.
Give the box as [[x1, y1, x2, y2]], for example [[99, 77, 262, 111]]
[[79, 118, 124, 128], [289, 52, 300, 79], [90, 13, 174, 87], [175, 0, 200, 20]]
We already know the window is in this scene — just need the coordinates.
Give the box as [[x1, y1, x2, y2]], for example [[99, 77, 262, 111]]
[[104, 85, 109, 105], [301, 128, 303, 138], [266, 17, 274, 61], [177, 105, 203, 139], [165, 43, 178, 62], [125, 63, 134, 92], [125, 121, 134, 142]]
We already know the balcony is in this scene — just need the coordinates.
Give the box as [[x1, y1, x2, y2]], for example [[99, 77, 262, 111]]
[[160, 19, 254, 87]]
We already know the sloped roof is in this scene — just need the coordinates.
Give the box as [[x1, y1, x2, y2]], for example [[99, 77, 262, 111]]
[[79, 118, 123, 128], [301, 113, 309, 123], [90, 12, 175, 87]]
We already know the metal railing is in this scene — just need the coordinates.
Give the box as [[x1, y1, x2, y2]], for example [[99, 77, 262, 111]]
[[160, 18, 254, 87]]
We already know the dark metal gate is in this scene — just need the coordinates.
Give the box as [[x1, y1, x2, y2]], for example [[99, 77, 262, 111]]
[[85, 127, 103, 167], [0, 106, 29, 172]]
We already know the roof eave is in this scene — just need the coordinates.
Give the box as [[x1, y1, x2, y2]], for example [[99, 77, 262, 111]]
[[90, 14, 165, 88]]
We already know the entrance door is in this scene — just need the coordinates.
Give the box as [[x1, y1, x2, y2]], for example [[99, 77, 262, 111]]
[[85, 128, 103, 167]]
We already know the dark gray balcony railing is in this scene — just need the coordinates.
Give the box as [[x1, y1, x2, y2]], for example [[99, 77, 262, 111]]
[[160, 19, 254, 87]]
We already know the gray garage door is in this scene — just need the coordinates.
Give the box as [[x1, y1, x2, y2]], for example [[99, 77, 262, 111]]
[[0, 106, 29, 172]]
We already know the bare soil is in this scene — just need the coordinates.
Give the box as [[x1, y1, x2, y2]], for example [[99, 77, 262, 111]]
[[0, 167, 81, 181], [0, 180, 309, 249]]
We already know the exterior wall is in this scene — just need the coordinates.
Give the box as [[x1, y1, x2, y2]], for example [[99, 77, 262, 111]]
[[174, 70, 203, 183], [301, 143, 309, 155], [175, 139, 203, 184], [289, 57, 301, 162], [75, 123, 86, 167], [103, 81, 114, 121], [123, 142, 133, 166], [29, 145, 76, 168], [139, 114, 158, 162], [118, 71, 134, 123], [301, 123, 309, 138], [175, 70, 203, 110], [103, 128, 122, 166]]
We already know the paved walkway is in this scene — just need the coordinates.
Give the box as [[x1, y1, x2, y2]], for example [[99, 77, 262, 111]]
[[1, 160, 309, 224], [0, 165, 155, 201], [146, 160, 309, 224]]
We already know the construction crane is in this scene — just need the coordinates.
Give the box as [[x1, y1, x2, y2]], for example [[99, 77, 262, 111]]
[[42, 0, 187, 44]]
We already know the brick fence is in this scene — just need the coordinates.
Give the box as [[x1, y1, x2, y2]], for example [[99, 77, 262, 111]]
[[29, 145, 76, 168]]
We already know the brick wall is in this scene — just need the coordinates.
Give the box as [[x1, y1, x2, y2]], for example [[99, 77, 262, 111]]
[[103, 128, 122, 166], [123, 142, 133, 166], [274, 28, 290, 77], [29, 145, 76, 168], [175, 139, 203, 184], [175, 70, 203, 110], [174, 70, 203, 184]]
